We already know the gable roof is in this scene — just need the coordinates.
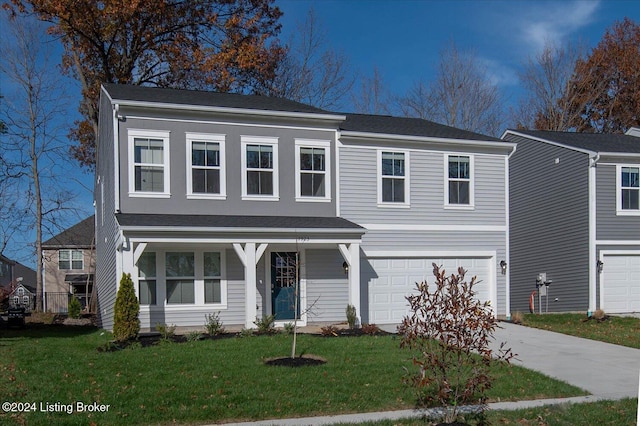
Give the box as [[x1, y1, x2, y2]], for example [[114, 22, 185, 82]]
[[341, 113, 503, 142], [42, 216, 95, 248], [505, 130, 640, 154], [103, 84, 335, 116], [103, 84, 511, 144]]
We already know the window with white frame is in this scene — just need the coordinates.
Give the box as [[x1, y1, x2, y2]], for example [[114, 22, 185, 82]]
[[137, 252, 157, 305], [242, 136, 279, 199], [187, 133, 226, 198], [59, 250, 83, 270], [128, 130, 170, 196], [204, 252, 222, 304], [378, 150, 409, 205], [165, 252, 195, 304], [446, 155, 473, 207], [618, 165, 640, 213], [296, 140, 330, 201]]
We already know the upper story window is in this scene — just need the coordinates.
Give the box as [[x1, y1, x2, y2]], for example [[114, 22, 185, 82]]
[[59, 249, 83, 270], [617, 165, 640, 215], [295, 140, 331, 202], [241, 136, 279, 200], [128, 129, 170, 198], [187, 133, 226, 199], [445, 154, 474, 209], [378, 150, 409, 207]]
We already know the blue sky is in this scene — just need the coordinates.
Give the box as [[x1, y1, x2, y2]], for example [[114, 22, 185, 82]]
[[277, 0, 638, 109], [1, 0, 637, 268]]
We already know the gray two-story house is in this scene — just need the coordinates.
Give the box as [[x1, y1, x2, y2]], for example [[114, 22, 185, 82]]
[[504, 129, 640, 315], [95, 84, 515, 331]]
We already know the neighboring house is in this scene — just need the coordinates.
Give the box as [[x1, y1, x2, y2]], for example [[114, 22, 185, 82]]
[[42, 216, 96, 313], [503, 129, 640, 315], [7, 283, 35, 311], [0, 254, 37, 308], [95, 84, 515, 331]]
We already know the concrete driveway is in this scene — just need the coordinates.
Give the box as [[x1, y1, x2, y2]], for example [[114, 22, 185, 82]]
[[491, 322, 640, 399]]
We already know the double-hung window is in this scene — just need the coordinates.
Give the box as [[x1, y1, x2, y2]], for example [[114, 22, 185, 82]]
[[445, 154, 474, 208], [295, 140, 330, 201], [128, 129, 170, 197], [378, 150, 409, 206], [617, 165, 640, 214], [59, 249, 83, 270], [165, 252, 195, 304], [241, 136, 279, 200], [137, 252, 157, 305], [187, 133, 226, 199]]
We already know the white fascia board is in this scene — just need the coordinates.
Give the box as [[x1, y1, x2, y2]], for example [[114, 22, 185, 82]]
[[598, 152, 640, 159], [119, 225, 366, 234], [129, 237, 363, 245], [502, 130, 597, 156], [111, 99, 346, 123], [340, 131, 516, 152]]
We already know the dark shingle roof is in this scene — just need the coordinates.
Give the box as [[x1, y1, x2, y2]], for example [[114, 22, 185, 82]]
[[103, 84, 335, 116], [116, 214, 364, 231], [341, 113, 502, 142], [42, 216, 95, 248], [510, 130, 640, 154]]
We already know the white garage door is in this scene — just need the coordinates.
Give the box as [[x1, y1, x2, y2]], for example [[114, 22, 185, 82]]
[[602, 254, 640, 313], [368, 257, 493, 324]]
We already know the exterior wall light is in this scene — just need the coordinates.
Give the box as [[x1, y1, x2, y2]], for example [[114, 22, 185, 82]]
[[342, 261, 349, 275], [596, 260, 604, 274], [500, 260, 507, 275]]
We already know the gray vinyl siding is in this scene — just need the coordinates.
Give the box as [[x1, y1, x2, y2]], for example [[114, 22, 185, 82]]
[[95, 93, 119, 329], [117, 116, 337, 217], [306, 249, 349, 322], [596, 162, 640, 241], [339, 146, 506, 225], [506, 134, 590, 313]]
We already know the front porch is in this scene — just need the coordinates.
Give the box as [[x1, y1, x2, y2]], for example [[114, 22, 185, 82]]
[[116, 214, 366, 329]]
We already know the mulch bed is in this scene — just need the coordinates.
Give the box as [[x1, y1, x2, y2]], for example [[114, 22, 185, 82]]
[[264, 354, 327, 367]]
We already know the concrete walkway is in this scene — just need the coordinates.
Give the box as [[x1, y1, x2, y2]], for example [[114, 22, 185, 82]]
[[219, 322, 640, 425]]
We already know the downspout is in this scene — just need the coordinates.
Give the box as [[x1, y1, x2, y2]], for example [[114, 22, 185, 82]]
[[504, 144, 517, 320], [588, 153, 600, 316], [112, 104, 121, 213]]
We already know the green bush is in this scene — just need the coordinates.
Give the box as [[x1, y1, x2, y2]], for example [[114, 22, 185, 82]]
[[346, 304, 358, 329], [155, 323, 176, 341], [112, 273, 140, 342], [68, 295, 82, 319], [204, 312, 225, 335], [254, 314, 276, 334]]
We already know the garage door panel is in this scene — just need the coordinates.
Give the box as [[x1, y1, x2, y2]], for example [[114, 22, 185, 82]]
[[369, 257, 492, 324], [602, 254, 640, 314]]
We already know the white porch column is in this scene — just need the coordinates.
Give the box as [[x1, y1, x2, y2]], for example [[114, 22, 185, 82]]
[[233, 242, 268, 328], [339, 243, 361, 324]]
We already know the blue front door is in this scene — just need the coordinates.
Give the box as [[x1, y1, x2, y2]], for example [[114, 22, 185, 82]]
[[271, 252, 299, 320]]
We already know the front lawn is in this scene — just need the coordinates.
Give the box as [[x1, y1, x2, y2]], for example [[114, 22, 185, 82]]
[[519, 313, 640, 349], [0, 326, 585, 425]]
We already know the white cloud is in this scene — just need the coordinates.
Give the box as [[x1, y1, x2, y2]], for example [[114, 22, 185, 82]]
[[519, 0, 600, 52]]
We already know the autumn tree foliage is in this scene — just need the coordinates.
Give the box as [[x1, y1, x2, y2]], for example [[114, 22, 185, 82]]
[[564, 18, 640, 134], [6, 0, 285, 169]]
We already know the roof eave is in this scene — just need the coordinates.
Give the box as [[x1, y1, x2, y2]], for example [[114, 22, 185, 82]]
[[119, 225, 366, 234], [341, 130, 515, 151], [502, 130, 598, 156]]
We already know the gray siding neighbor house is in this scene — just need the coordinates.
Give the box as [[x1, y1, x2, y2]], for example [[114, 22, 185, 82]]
[[95, 84, 515, 331], [503, 129, 640, 315]]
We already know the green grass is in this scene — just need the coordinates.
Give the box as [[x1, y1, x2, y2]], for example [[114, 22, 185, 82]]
[[339, 399, 638, 425], [0, 326, 585, 425], [519, 313, 640, 349]]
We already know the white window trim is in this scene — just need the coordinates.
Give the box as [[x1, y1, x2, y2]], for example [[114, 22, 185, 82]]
[[295, 139, 331, 202], [377, 149, 410, 208], [186, 132, 226, 200], [135, 248, 227, 309], [616, 164, 640, 216], [128, 129, 171, 198], [444, 153, 475, 210], [241, 136, 279, 201]]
